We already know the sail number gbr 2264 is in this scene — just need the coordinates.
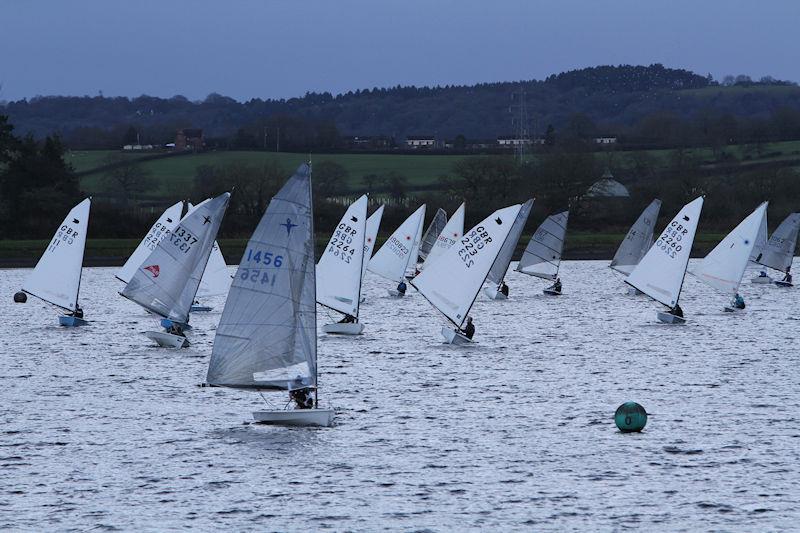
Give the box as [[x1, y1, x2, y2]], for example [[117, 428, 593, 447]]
[[656, 220, 687, 259], [239, 249, 285, 287], [456, 226, 492, 269]]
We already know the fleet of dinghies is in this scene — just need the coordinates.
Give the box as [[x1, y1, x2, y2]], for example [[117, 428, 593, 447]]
[[13, 162, 800, 427]]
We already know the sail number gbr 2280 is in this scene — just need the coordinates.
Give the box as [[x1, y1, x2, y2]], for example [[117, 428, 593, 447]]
[[655, 220, 688, 259], [239, 249, 285, 287], [456, 226, 492, 269]]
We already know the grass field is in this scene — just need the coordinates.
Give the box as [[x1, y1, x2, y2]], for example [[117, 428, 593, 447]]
[[70, 140, 800, 199]]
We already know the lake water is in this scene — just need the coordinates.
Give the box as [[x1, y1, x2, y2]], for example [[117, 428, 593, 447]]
[[1, 260, 799, 531]]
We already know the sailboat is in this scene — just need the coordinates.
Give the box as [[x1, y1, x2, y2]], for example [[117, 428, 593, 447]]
[[317, 194, 368, 334], [749, 212, 800, 287], [412, 203, 524, 344], [403, 206, 438, 279], [516, 210, 569, 295], [610, 199, 662, 295], [421, 202, 465, 269], [120, 192, 230, 348], [116, 200, 184, 284], [22, 198, 91, 327], [206, 163, 334, 427], [367, 204, 426, 297], [484, 199, 534, 300], [409, 207, 447, 276], [691, 202, 767, 312], [359, 204, 384, 304], [626, 196, 704, 324]]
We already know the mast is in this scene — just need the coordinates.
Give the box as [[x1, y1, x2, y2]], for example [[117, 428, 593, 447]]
[[354, 195, 368, 321], [308, 162, 319, 407]]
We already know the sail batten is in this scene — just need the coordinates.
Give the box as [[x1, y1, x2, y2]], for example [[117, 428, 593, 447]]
[[516, 211, 569, 280], [207, 164, 317, 391], [611, 199, 662, 275], [121, 193, 230, 324]]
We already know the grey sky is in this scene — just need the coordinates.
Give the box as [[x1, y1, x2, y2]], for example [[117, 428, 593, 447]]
[[1, 0, 797, 101]]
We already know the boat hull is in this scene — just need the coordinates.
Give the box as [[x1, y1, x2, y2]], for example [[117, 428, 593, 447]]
[[59, 315, 87, 327], [322, 322, 365, 335], [723, 306, 745, 313], [144, 331, 190, 348], [160, 318, 192, 331], [441, 326, 473, 345], [387, 289, 405, 298], [483, 287, 508, 300], [775, 280, 793, 288], [190, 305, 213, 312], [252, 408, 334, 427], [657, 311, 686, 324], [543, 288, 562, 296], [751, 276, 773, 284]]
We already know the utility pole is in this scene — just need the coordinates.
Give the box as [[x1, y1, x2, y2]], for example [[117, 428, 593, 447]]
[[276, 126, 280, 152], [510, 88, 530, 163]]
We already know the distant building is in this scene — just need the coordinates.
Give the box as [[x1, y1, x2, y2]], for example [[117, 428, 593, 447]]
[[175, 128, 204, 151], [122, 144, 155, 151], [404, 135, 435, 149], [344, 135, 393, 149], [497, 135, 545, 146], [593, 135, 618, 145], [585, 170, 630, 198]]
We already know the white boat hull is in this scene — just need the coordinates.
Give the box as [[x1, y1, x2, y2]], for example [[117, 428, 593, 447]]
[[322, 322, 365, 335], [775, 280, 793, 288], [387, 289, 405, 298], [441, 326, 473, 345], [483, 287, 508, 300], [144, 331, 190, 348], [543, 288, 561, 296], [657, 311, 686, 324], [252, 408, 334, 427], [751, 276, 773, 284], [59, 315, 87, 327]]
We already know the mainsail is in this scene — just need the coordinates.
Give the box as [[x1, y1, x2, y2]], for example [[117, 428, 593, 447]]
[[23, 198, 91, 312], [362, 205, 384, 279], [116, 200, 184, 284], [750, 212, 800, 273], [626, 196, 704, 308], [368, 204, 426, 283], [121, 193, 230, 324], [692, 202, 767, 296], [610, 199, 662, 275], [197, 241, 232, 298], [412, 204, 523, 328], [418, 208, 447, 261], [486, 199, 533, 286], [516, 210, 569, 280], [207, 164, 317, 391], [423, 202, 465, 269], [316, 194, 368, 317]]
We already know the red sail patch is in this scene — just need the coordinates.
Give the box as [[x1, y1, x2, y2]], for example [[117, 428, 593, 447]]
[[144, 265, 160, 277]]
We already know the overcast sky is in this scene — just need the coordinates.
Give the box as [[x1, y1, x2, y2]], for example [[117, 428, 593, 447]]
[[1, 0, 797, 101]]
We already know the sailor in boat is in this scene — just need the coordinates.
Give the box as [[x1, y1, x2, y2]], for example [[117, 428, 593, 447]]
[[733, 293, 746, 310], [758, 270, 769, 279], [290, 388, 314, 409], [338, 314, 356, 324], [166, 323, 186, 337], [396, 280, 407, 295], [462, 316, 475, 340], [500, 282, 509, 297], [548, 278, 562, 293], [668, 304, 684, 318], [782, 268, 793, 284], [70, 306, 84, 319]]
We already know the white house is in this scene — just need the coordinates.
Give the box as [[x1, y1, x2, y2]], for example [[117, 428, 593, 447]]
[[405, 136, 435, 148]]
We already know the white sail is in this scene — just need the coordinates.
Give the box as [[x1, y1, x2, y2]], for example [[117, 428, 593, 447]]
[[207, 164, 317, 391], [116, 201, 183, 284], [405, 208, 427, 275], [626, 196, 704, 308], [197, 242, 231, 298], [362, 205, 384, 279], [610, 199, 662, 275], [692, 202, 767, 297], [412, 204, 523, 328], [367, 204, 426, 283], [516, 211, 569, 280], [23, 198, 91, 312], [121, 193, 230, 324], [423, 202, 465, 269], [316, 195, 368, 316], [487, 199, 533, 285], [751, 212, 800, 273], [749, 211, 769, 263], [418, 208, 448, 261]]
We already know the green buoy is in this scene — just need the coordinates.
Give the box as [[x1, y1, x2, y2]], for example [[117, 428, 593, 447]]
[[615, 402, 647, 432]]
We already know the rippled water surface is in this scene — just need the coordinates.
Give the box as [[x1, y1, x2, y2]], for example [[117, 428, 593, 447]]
[[1, 260, 799, 531]]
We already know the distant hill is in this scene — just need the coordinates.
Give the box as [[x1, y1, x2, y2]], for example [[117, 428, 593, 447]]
[[3, 64, 800, 148]]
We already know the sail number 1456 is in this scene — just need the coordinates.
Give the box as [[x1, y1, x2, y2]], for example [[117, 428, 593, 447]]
[[240, 249, 285, 287]]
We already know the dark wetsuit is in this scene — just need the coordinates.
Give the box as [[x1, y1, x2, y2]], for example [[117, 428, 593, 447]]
[[463, 322, 475, 340], [397, 281, 407, 295], [71, 307, 84, 319], [339, 314, 356, 324], [552, 280, 562, 292], [500, 283, 509, 297], [671, 305, 684, 318]]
